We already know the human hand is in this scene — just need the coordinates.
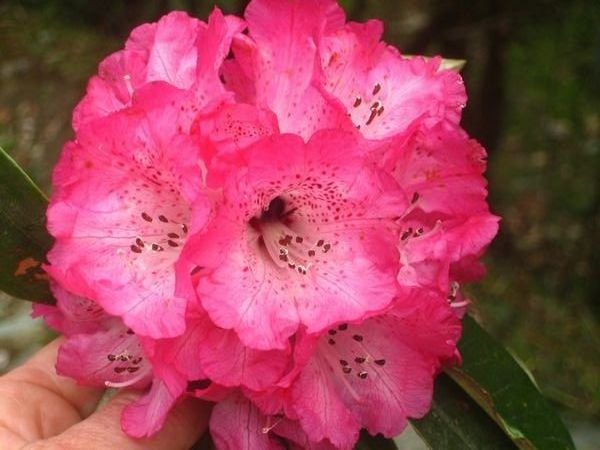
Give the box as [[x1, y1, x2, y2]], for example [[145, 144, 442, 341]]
[[0, 338, 210, 450]]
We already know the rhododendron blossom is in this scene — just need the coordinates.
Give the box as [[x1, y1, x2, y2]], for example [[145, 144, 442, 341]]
[[39, 0, 499, 448]]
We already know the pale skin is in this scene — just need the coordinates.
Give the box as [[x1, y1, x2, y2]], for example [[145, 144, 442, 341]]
[[0, 339, 210, 450]]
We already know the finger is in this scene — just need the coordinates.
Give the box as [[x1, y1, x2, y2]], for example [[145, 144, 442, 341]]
[[33, 390, 211, 450], [0, 338, 104, 446]]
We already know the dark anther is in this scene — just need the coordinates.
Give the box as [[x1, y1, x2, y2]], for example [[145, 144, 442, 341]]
[[308, 250, 316, 257], [135, 238, 145, 247], [323, 243, 331, 253], [411, 192, 420, 204], [130, 245, 142, 253], [343, 366, 352, 374], [358, 371, 368, 379], [114, 367, 127, 374], [158, 215, 169, 223], [187, 379, 212, 391], [354, 357, 366, 364], [374, 359, 386, 366], [295, 236, 303, 243], [167, 240, 179, 247], [317, 239, 324, 247], [127, 367, 140, 373], [141, 212, 152, 222], [401, 228, 413, 241], [328, 329, 337, 335], [151, 243, 164, 251], [107, 354, 116, 361], [126, 328, 135, 335], [352, 334, 364, 342], [191, 266, 203, 275], [338, 323, 348, 331], [328, 338, 336, 345], [167, 233, 179, 239], [353, 97, 362, 107], [366, 109, 378, 126], [372, 83, 381, 95], [181, 224, 188, 234], [339, 359, 349, 366]]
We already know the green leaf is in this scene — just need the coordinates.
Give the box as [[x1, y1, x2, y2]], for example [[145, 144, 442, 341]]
[[438, 58, 467, 72], [402, 55, 467, 73], [412, 374, 517, 449], [446, 316, 575, 450], [0, 147, 54, 304]]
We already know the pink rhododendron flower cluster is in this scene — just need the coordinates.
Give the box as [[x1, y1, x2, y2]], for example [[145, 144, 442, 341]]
[[35, 1, 499, 448]]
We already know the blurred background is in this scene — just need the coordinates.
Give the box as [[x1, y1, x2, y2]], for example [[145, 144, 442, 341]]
[[0, 0, 598, 448]]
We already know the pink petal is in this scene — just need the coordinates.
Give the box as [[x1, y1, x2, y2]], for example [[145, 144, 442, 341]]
[[389, 123, 490, 217], [290, 290, 461, 444], [48, 93, 205, 338], [56, 324, 151, 388], [73, 10, 243, 129], [210, 393, 284, 450], [121, 376, 185, 438], [186, 131, 405, 349], [272, 419, 337, 450], [232, 0, 352, 139], [319, 22, 466, 140]]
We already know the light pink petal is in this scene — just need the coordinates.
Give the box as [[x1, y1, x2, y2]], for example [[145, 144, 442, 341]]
[[121, 376, 185, 438], [144, 12, 202, 87], [292, 293, 460, 443], [210, 393, 284, 450], [56, 324, 151, 388], [232, 0, 351, 139], [273, 419, 337, 450], [194, 313, 293, 391], [73, 10, 243, 129], [48, 95, 204, 338], [320, 22, 466, 140], [150, 303, 292, 391], [398, 214, 499, 291], [187, 131, 405, 349], [73, 12, 200, 128], [389, 123, 490, 217], [36, 283, 111, 335], [193, 102, 280, 187], [291, 353, 360, 448], [193, 9, 246, 106]]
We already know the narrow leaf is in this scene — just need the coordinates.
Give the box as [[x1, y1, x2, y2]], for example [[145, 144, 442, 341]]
[[402, 55, 467, 72], [0, 147, 54, 304], [412, 374, 517, 449], [446, 316, 575, 450]]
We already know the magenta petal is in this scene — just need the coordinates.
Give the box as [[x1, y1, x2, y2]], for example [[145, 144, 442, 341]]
[[237, 0, 351, 138], [320, 22, 466, 140], [187, 131, 405, 349], [210, 393, 285, 450], [121, 376, 185, 438], [290, 290, 461, 444], [48, 92, 204, 338], [390, 123, 491, 217], [73, 11, 202, 128], [56, 324, 151, 389]]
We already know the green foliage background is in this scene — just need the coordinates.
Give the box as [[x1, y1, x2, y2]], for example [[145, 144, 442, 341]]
[[0, 0, 598, 444]]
